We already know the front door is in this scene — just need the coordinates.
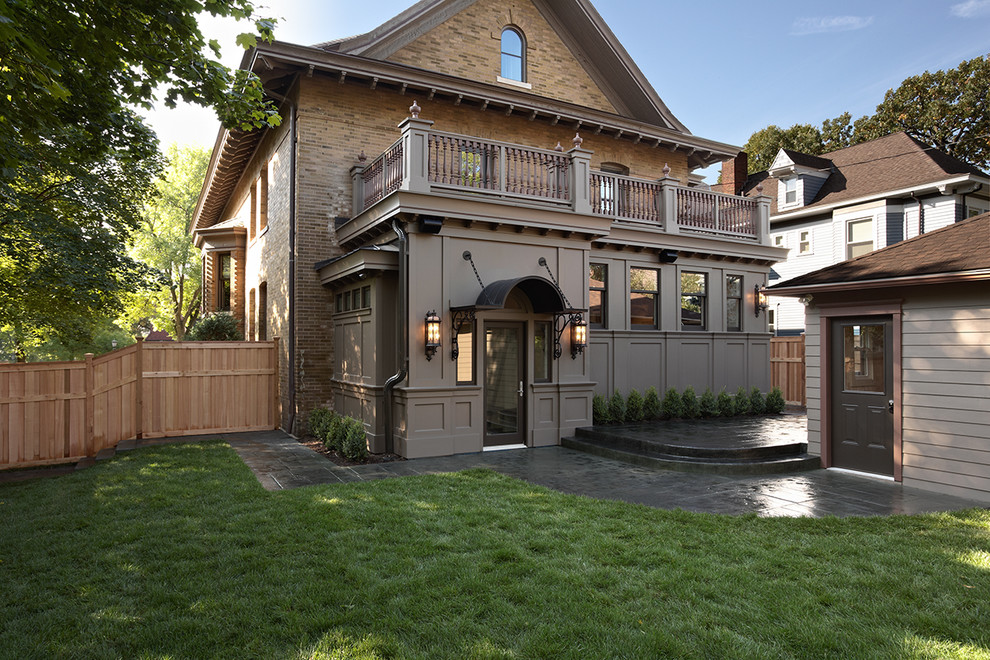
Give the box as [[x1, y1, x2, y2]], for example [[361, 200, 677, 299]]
[[484, 322, 526, 447], [830, 317, 894, 476]]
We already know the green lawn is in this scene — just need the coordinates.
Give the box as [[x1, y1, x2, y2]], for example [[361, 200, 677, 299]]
[[1, 441, 988, 659]]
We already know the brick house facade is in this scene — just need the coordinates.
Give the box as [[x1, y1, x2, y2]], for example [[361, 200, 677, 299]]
[[192, 0, 785, 456]]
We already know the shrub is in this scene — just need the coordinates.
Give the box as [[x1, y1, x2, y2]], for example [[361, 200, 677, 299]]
[[342, 417, 368, 460], [765, 387, 786, 415], [734, 386, 751, 415], [625, 389, 644, 422], [699, 388, 718, 418], [643, 386, 662, 420], [716, 388, 734, 417], [749, 387, 766, 415], [592, 394, 610, 425], [308, 406, 335, 441], [185, 312, 243, 341], [661, 387, 683, 419], [327, 413, 346, 452], [608, 389, 626, 425], [681, 386, 700, 419]]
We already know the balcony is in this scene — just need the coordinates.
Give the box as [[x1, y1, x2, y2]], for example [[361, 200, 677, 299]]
[[351, 117, 770, 244]]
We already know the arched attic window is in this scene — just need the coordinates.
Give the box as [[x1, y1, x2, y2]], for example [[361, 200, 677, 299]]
[[500, 27, 525, 82]]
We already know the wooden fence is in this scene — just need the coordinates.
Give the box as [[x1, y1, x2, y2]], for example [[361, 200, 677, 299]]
[[770, 336, 806, 407], [1, 339, 279, 469]]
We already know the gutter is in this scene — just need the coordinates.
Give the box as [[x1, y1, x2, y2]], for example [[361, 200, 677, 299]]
[[382, 219, 408, 454]]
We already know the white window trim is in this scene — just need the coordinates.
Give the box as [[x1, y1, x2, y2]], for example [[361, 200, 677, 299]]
[[798, 230, 813, 255], [495, 75, 532, 90]]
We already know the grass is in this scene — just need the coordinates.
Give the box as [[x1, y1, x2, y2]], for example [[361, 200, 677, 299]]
[[1, 441, 988, 659]]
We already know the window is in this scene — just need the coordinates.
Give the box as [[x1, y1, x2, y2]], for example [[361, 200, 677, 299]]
[[629, 267, 659, 329], [773, 234, 785, 248], [846, 219, 873, 259], [589, 264, 607, 328], [534, 321, 552, 382], [249, 185, 257, 241], [680, 272, 707, 330], [217, 253, 232, 311], [726, 275, 742, 331], [249, 288, 256, 339], [456, 321, 474, 385], [500, 27, 525, 81], [799, 230, 812, 255], [784, 178, 797, 205], [259, 164, 269, 232], [968, 206, 984, 218], [843, 324, 885, 393], [258, 282, 267, 341]]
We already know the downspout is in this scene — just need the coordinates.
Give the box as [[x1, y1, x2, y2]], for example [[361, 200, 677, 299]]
[[383, 219, 408, 454], [911, 192, 925, 235], [288, 103, 298, 434]]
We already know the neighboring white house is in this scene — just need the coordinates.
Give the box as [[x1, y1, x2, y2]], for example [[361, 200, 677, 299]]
[[768, 211, 990, 503], [717, 133, 989, 335]]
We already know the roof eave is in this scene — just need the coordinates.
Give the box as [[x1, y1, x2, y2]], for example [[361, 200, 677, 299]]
[[769, 268, 990, 296]]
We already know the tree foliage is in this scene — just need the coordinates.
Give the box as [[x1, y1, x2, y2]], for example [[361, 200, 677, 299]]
[[743, 55, 990, 173], [0, 0, 280, 360], [125, 145, 210, 340]]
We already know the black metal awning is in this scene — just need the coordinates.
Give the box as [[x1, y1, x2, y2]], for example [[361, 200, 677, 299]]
[[450, 276, 585, 315]]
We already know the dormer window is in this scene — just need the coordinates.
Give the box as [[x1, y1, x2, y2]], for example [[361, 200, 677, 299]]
[[784, 178, 797, 205], [500, 27, 525, 82]]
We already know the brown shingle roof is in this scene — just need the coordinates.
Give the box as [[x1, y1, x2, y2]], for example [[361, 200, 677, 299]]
[[768, 211, 990, 290], [742, 132, 988, 214]]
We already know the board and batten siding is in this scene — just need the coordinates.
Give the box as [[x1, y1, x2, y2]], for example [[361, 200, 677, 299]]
[[900, 293, 990, 502]]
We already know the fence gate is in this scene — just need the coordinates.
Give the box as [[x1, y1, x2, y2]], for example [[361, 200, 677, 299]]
[[770, 336, 806, 407]]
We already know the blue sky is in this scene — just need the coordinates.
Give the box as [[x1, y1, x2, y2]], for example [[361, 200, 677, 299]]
[[144, 0, 990, 179]]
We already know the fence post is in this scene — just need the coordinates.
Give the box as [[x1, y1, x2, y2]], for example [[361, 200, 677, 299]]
[[658, 175, 680, 234], [84, 353, 94, 456], [272, 337, 281, 430], [135, 336, 144, 440]]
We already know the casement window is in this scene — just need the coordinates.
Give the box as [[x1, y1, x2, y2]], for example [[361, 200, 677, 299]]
[[589, 263, 607, 328], [798, 230, 812, 255], [784, 178, 797, 205], [456, 321, 475, 385], [335, 286, 371, 313], [217, 253, 232, 311], [500, 27, 525, 81], [846, 219, 874, 259], [258, 282, 268, 341], [534, 321, 552, 382], [629, 267, 659, 329], [726, 275, 742, 332], [258, 165, 269, 233], [680, 271, 707, 330]]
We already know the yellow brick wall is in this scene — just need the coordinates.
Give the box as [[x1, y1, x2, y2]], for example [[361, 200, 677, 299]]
[[386, 0, 617, 115]]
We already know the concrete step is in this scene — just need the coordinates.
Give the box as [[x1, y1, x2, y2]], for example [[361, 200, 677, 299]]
[[562, 431, 821, 476], [573, 425, 809, 462]]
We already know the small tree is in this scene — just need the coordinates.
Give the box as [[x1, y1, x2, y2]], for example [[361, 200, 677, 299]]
[[716, 388, 734, 417], [765, 387, 786, 415], [308, 406, 335, 441], [681, 386, 700, 419], [749, 387, 766, 415], [661, 387, 684, 419], [185, 312, 243, 341], [626, 389, 644, 422], [699, 388, 718, 418], [643, 386, 662, 421], [608, 389, 626, 425], [592, 394, 610, 425], [733, 386, 751, 415], [342, 417, 368, 460]]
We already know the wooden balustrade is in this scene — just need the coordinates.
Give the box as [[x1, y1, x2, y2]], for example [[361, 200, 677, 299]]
[[676, 187, 758, 238], [590, 171, 662, 221], [362, 139, 404, 209]]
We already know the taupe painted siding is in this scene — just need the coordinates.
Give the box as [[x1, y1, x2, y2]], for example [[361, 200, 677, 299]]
[[901, 292, 990, 501], [803, 309, 822, 457]]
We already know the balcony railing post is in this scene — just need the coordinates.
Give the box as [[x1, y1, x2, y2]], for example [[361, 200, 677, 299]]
[[755, 191, 772, 245], [658, 174, 680, 234], [568, 144, 593, 215], [350, 160, 366, 216], [398, 116, 434, 194]]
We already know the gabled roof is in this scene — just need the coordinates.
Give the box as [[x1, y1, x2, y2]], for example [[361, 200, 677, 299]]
[[316, 0, 689, 132], [743, 132, 989, 216], [768, 211, 990, 293], [775, 149, 833, 172]]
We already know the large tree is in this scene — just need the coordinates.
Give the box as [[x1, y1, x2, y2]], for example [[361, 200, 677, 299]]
[[0, 0, 280, 359], [742, 55, 990, 173], [125, 145, 210, 340]]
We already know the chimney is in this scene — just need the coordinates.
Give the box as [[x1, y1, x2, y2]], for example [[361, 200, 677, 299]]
[[720, 152, 749, 196]]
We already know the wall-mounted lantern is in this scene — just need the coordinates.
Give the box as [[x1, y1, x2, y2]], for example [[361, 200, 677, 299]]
[[754, 284, 769, 316], [425, 310, 441, 360], [570, 316, 588, 358]]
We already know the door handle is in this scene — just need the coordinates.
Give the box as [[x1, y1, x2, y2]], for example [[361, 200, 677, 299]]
[[888, 399, 894, 413], [518, 380, 524, 397]]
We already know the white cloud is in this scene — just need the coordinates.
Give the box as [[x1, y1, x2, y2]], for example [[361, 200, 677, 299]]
[[791, 16, 875, 36], [950, 0, 990, 17]]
